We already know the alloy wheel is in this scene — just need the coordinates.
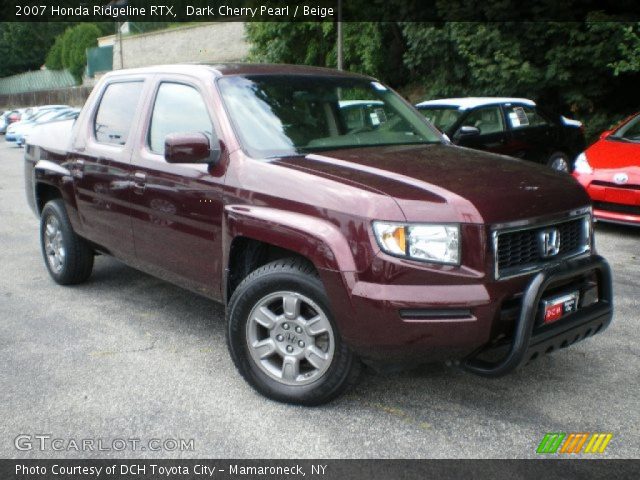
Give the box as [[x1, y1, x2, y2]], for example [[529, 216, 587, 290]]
[[246, 291, 335, 386]]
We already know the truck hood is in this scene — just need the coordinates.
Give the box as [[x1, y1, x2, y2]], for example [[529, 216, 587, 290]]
[[274, 144, 590, 224]]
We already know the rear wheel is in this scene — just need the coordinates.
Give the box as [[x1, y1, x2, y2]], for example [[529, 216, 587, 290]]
[[226, 258, 360, 405], [547, 152, 570, 172], [40, 199, 94, 285]]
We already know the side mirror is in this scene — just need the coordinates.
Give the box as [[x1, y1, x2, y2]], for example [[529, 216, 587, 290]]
[[456, 125, 481, 138], [164, 132, 221, 165], [599, 130, 613, 140]]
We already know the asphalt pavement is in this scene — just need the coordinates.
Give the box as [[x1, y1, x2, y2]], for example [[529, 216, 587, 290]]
[[0, 141, 638, 459]]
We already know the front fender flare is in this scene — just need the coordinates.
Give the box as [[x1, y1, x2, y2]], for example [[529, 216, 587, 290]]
[[223, 205, 357, 273]]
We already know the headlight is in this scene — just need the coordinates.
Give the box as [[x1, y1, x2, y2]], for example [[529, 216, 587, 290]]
[[373, 222, 460, 264], [574, 152, 593, 174]]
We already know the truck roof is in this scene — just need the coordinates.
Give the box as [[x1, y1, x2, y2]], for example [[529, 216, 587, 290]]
[[102, 63, 374, 80], [416, 97, 536, 110]]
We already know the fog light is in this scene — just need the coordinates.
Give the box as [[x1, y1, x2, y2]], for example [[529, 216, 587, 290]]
[[581, 283, 599, 307]]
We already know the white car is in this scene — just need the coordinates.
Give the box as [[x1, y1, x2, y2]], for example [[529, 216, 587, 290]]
[[8, 109, 78, 147]]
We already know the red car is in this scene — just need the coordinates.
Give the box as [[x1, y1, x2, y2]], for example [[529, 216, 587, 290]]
[[573, 112, 640, 225]]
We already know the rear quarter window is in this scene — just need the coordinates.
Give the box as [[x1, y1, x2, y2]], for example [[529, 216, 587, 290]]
[[94, 81, 144, 145]]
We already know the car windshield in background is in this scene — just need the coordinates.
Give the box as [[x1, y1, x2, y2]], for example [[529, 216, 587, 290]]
[[417, 107, 465, 132], [218, 75, 442, 158], [35, 110, 66, 123], [611, 114, 640, 142]]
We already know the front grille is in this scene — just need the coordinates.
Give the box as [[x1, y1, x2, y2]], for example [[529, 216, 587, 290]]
[[593, 201, 640, 216], [591, 180, 640, 191], [494, 216, 590, 279]]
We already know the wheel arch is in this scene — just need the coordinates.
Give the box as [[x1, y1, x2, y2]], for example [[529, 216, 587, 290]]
[[32, 160, 83, 232], [35, 182, 63, 216], [223, 205, 357, 303]]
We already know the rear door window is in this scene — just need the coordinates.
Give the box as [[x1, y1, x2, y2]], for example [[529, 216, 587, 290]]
[[94, 82, 144, 145]]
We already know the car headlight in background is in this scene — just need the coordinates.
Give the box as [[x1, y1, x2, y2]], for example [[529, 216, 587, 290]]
[[574, 152, 593, 174], [373, 222, 460, 264]]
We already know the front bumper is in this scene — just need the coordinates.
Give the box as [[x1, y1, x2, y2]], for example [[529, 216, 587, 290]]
[[321, 255, 612, 372], [574, 172, 640, 225], [463, 255, 612, 377], [593, 205, 640, 226]]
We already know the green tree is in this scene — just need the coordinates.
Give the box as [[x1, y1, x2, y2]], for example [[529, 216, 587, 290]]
[[245, 22, 406, 86], [610, 23, 640, 75], [0, 22, 72, 77], [59, 23, 103, 83], [45, 36, 64, 70]]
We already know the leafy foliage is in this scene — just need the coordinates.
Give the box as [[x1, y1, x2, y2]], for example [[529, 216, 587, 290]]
[[45, 36, 65, 71], [246, 22, 406, 86], [0, 22, 111, 81], [0, 22, 72, 77], [402, 21, 640, 139], [247, 20, 640, 141], [57, 23, 103, 83], [610, 23, 640, 75]]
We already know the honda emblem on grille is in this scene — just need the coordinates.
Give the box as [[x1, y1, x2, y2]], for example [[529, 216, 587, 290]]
[[613, 172, 629, 185], [539, 228, 561, 258]]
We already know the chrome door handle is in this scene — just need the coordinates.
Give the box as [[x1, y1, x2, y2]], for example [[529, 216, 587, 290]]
[[71, 159, 84, 179], [133, 172, 146, 194]]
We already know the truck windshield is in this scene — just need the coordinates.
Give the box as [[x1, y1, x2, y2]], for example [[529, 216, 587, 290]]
[[218, 75, 442, 158]]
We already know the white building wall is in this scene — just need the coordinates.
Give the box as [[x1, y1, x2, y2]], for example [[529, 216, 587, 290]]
[[108, 22, 249, 69]]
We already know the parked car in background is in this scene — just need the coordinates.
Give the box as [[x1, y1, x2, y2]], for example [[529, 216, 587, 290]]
[[0, 111, 11, 134], [338, 100, 385, 131], [6, 106, 71, 144], [0, 109, 22, 133], [415, 97, 586, 172], [573, 112, 640, 225], [16, 108, 79, 147]]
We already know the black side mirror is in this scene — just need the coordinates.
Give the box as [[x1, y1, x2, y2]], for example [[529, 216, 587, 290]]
[[164, 132, 221, 165], [456, 125, 481, 138]]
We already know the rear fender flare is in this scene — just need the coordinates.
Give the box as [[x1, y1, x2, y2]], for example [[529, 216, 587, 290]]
[[34, 160, 80, 227]]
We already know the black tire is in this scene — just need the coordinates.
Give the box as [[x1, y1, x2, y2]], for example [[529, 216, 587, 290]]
[[40, 199, 94, 285], [547, 152, 571, 173], [226, 258, 360, 405]]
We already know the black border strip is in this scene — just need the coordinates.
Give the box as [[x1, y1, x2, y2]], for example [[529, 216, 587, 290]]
[[4, 0, 640, 22]]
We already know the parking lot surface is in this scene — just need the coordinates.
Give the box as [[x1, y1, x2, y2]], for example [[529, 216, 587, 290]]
[[1, 141, 638, 459]]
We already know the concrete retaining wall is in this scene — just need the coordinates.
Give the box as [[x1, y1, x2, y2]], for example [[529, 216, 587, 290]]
[[111, 22, 249, 69]]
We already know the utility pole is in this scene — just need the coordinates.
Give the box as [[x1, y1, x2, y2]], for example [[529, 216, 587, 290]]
[[118, 22, 124, 69], [337, 0, 343, 70]]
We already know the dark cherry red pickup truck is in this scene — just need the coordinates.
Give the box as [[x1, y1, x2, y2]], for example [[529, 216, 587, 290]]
[[25, 64, 612, 405]]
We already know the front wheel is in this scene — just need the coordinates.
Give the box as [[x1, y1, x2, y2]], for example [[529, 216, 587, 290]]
[[547, 152, 570, 173], [226, 258, 360, 405]]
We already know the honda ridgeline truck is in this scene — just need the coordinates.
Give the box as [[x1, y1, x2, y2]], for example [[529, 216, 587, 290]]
[[25, 65, 613, 405]]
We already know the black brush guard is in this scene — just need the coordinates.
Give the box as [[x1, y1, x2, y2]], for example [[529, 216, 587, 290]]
[[463, 255, 613, 377]]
